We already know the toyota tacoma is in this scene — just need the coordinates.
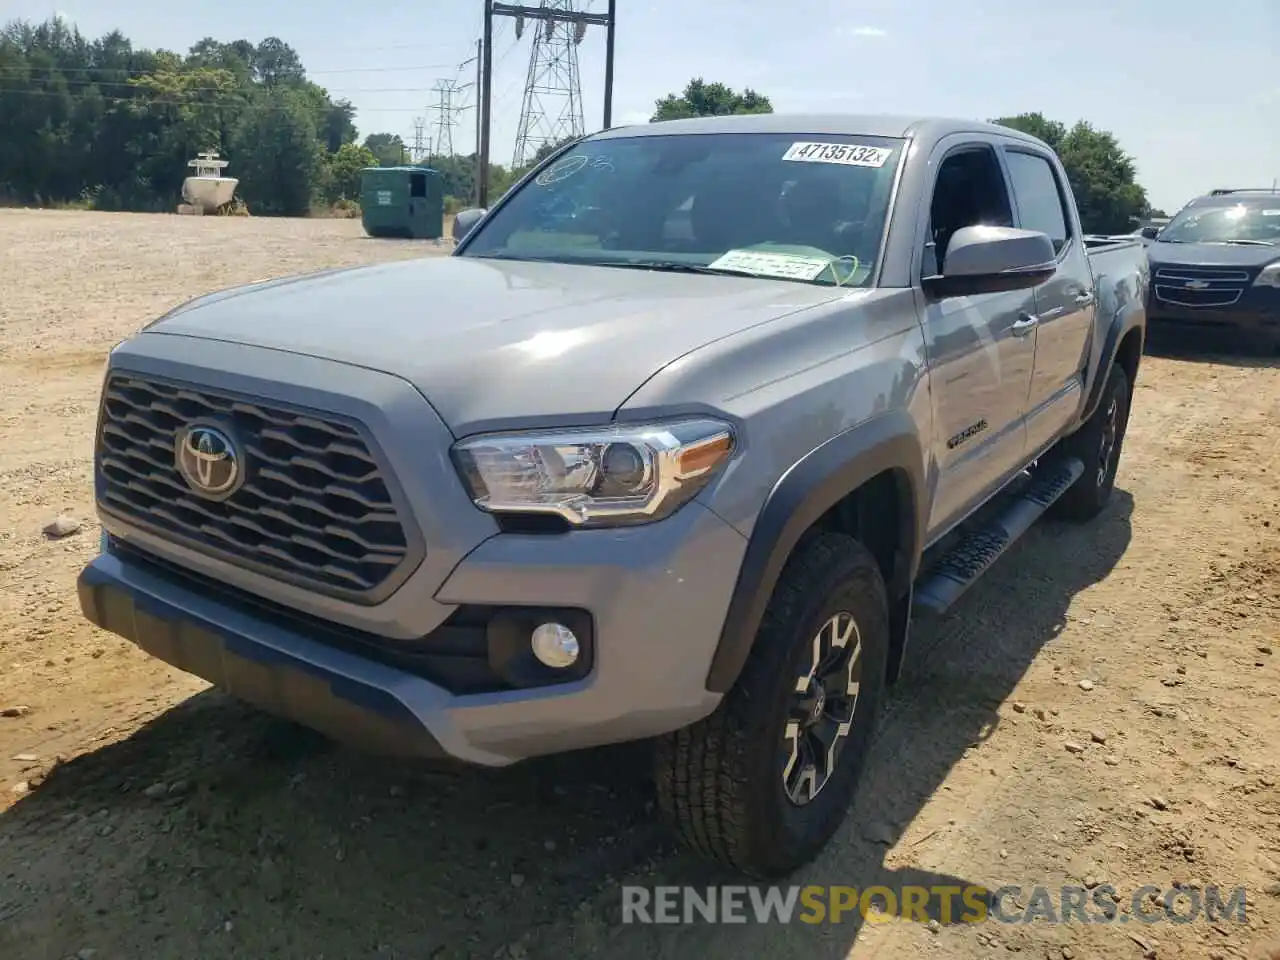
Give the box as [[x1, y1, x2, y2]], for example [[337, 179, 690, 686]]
[[79, 114, 1148, 878]]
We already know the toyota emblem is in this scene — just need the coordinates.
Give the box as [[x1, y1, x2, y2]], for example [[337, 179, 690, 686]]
[[175, 423, 242, 500]]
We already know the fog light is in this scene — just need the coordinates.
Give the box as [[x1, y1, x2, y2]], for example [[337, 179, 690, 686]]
[[531, 622, 580, 669]]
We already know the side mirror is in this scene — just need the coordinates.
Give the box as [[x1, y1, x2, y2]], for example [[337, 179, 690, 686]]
[[924, 226, 1057, 297], [1139, 225, 1160, 240], [452, 207, 487, 244]]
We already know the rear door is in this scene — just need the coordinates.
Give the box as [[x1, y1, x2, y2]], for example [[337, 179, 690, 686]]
[[918, 137, 1038, 542], [1001, 147, 1096, 455]]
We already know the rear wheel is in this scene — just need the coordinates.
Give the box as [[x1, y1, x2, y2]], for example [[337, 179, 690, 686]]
[[1050, 362, 1131, 522], [655, 532, 889, 878]]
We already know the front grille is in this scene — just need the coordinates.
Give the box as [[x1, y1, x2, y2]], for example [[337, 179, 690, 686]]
[[97, 374, 413, 599], [1153, 265, 1250, 307]]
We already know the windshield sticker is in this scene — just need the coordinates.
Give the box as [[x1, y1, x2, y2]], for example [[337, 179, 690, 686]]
[[1263, 209, 1280, 216], [782, 142, 892, 167], [709, 249, 833, 281], [534, 155, 589, 186]]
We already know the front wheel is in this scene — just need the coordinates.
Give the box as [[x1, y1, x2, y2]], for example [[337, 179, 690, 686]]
[[654, 532, 889, 878], [1050, 362, 1132, 522]]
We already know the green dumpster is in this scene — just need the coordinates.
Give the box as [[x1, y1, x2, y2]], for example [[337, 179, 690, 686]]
[[359, 166, 444, 239]]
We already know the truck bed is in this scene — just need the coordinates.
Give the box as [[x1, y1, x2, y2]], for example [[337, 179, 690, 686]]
[[1085, 236, 1149, 313]]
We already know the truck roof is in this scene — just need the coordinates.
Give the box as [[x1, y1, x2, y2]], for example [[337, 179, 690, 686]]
[[593, 113, 1050, 150]]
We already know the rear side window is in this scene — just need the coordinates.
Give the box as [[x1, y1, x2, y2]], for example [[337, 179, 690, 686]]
[[1005, 151, 1070, 255]]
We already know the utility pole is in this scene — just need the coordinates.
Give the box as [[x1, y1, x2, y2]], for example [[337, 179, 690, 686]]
[[454, 41, 485, 204], [479, 0, 615, 206], [480, 0, 494, 207], [603, 0, 616, 128], [475, 38, 484, 204]]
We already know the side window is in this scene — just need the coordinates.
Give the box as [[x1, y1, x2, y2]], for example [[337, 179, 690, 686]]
[[1004, 151, 1070, 255], [926, 146, 1015, 274]]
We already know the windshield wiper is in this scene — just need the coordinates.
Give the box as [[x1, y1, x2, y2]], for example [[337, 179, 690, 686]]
[[1218, 239, 1277, 246], [582, 259, 751, 276]]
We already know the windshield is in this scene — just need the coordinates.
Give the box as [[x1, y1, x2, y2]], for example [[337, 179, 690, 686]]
[[458, 131, 906, 286], [1158, 199, 1280, 245]]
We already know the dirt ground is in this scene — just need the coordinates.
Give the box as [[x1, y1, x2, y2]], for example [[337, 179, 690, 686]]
[[1, 208, 1277, 960]]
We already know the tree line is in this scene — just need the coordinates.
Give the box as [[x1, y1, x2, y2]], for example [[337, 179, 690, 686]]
[[0, 19, 1163, 233], [0, 18, 535, 216], [651, 79, 1166, 234]]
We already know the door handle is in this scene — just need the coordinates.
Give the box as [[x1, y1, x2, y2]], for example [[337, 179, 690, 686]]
[[1073, 292, 1096, 307], [1011, 313, 1039, 336]]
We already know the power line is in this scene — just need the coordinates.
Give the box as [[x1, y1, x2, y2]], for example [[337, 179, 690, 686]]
[[0, 83, 478, 98], [0, 61, 463, 81], [0, 85, 441, 113], [490, 26, 531, 109]]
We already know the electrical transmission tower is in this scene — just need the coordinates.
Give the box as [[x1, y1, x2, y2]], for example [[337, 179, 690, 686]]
[[412, 118, 426, 163], [480, 0, 615, 206], [511, 0, 587, 169], [431, 79, 471, 158]]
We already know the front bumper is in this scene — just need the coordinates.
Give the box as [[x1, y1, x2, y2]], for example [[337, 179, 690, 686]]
[[1148, 291, 1279, 337], [80, 501, 746, 766]]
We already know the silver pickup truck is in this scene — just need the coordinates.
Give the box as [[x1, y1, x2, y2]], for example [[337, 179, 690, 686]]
[[79, 113, 1148, 878]]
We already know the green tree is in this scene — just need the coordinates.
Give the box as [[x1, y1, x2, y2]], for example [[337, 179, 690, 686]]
[[363, 132, 408, 166], [993, 112, 1149, 234], [0, 17, 362, 214], [231, 88, 322, 216], [321, 99, 357, 153], [126, 63, 244, 197], [253, 36, 305, 87], [651, 78, 773, 122], [323, 141, 376, 202], [423, 153, 477, 204]]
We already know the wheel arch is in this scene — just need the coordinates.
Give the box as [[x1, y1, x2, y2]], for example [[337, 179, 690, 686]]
[[705, 412, 927, 694], [1082, 303, 1144, 424]]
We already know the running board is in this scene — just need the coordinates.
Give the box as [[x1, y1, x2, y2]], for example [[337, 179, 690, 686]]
[[912, 457, 1084, 618]]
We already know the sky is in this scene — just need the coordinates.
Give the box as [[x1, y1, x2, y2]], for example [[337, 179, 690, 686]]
[[12, 0, 1279, 212]]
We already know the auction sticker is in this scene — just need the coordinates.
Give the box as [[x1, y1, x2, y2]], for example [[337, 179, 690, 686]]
[[709, 249, 833, 281], [783, 142, 892, 167]]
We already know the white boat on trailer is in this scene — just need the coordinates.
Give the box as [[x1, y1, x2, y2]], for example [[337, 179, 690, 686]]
[[181, 152, 238, 214]]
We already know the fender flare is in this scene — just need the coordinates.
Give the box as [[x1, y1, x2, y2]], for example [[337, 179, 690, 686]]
[[704, 411, 927, 693], [1081, 301, 1145, 424]]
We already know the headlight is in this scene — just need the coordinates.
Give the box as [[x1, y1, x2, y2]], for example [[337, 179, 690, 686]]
[[1253, 261, 1280, 289], [452, 418, 735, 527]]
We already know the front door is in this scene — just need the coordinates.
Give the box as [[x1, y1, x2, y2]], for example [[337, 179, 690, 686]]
[[1002, 148, 1096, 455], [921, 142, 1038, 541]]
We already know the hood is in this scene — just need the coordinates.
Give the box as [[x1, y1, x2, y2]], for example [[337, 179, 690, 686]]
[[1148, 240, 1280, 269], [146, 254, 844, 435]]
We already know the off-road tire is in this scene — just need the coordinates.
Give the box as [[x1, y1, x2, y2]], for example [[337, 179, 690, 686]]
[[654, 532, 890, 878], [1049, 362, 1131, 523]]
